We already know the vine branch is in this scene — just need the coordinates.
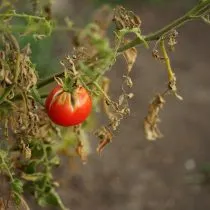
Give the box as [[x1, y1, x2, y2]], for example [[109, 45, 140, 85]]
[[37, 72, 64, 89], [118, 0, 210, 52], [0, 12, 47, 21], [160, 39, 174, 81], [34, 0, 210, 91]]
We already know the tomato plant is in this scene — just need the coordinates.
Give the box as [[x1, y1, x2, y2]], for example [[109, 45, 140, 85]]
[[45, 85, 92, 126], [0, 0, 209, 209]]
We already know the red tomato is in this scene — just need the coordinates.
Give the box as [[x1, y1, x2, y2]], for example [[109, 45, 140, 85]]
[[45, 85, 92, 126]]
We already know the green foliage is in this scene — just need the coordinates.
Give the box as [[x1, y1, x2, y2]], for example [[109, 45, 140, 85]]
[[18, 34, 59, 78], [21, 140, 67, 209], [11, 179, 24, 204]]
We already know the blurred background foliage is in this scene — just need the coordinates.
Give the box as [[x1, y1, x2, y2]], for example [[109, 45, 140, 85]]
[[18, 35, 59, 78]]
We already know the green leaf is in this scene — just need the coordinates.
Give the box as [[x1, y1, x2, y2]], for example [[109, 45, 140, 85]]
[[11, 178, 23, 194], [21, 172, 43, 181], [11, 178, 24, 204], [18, 35, 59, 79], [24, 161, 37, 174]]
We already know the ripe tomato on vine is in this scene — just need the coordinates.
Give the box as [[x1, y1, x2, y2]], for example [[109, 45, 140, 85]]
[[45, 85, 92, 126]]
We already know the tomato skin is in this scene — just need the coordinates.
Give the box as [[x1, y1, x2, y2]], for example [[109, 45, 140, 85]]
[[45, 86, 92, 126]]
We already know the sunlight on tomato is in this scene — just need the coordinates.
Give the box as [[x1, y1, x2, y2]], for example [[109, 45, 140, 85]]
[[45, 86, 92, 126]]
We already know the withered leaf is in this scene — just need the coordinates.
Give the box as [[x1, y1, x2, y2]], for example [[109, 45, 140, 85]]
[[144, 94, 165, 141], [75, 129, 91, 164], [123, 45, 137, 73], [123, 75, 133, 87], [95, 126, 113, 154], [96, 138, 111, 155], [113, 6, 141, 30], [76, 140, 87, 164], [118, 94, 125, 106], [22, 145, 31, 160], [127, 93, 134, 99]]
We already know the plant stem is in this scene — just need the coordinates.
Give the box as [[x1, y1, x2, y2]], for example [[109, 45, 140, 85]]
[[0, 13, 47, 21], [118, 0, 210, 52], [93, 81, 112, 103], [160, 39, 174, 81], [0, 24, 73, 33], [35, 1, 210, 90], [0, 155, 14, 182], [37, 72, 64, 89]]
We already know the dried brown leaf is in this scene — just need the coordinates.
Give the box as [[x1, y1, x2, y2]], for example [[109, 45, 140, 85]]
[[144, 94, 165, 141], [97, 138, 111, 155], [118, 94, 125, 106], [74, 127, 91, 164], [123, 44, 137, 73], [113, 6, 141, 30], [123, 75, 133, 88], [76, 140, 87, 164], [95, 127, 113, 154]]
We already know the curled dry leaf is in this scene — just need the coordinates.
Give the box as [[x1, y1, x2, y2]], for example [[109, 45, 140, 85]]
[[144, 94, 165, 141], [22, 143, 32, 160], [118, 94, 125, 106], [123, 75, 133, 88], [113, 5, 141, 30], [95, 126, 113, 155], [10, 99, 51, 140], [101, 77, 114, 119], [152, 49, 164, 61], [0, 35, 37, 93], [76, 140, 87, 164], [123, 40, 137, 73], [19, 53, 38, 90], [74, 127, 91, 163], [97, 138, 111, 155], [101, 77, 130, 131], [167, 29, 178, 51]]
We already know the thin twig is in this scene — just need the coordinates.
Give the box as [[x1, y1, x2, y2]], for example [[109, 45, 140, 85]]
[[160, 39, 174, 81]]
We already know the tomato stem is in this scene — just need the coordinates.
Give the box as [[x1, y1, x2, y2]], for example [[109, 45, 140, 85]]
[[35, 0, 210, 91]]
